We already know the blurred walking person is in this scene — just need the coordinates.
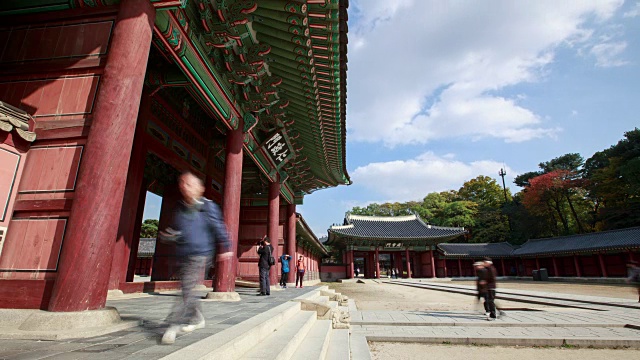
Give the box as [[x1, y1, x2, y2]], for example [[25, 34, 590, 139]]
[[160, 172, 232, 344], [626, 261, 640, 302], [296, 255, 306, 288], [474, 260, 497, 320]]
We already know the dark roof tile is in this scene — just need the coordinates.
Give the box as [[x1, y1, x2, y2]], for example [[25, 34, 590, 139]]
[[329, 214, 466, 240], [513, 227, 640, 256], [138, 238, 156, 258]]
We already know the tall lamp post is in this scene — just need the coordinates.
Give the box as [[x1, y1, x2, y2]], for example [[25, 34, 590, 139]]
[[498, 168, 508, 203], [499, 168, 513, 232]]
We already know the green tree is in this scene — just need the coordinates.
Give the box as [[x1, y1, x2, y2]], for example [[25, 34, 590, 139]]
[[140, 219, 159, 239], [441, 201, 477, 228], [458, 176, 511, 243], [584, 128, 640, 229]]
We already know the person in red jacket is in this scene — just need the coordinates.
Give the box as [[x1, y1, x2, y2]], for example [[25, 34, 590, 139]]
[[296, 255, 306, 288]]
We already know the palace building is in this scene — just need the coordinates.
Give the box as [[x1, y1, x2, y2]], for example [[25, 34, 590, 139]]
[[0, 0, 348, 311], [326, 214, 640, 280], [326, 214, 467, 279]]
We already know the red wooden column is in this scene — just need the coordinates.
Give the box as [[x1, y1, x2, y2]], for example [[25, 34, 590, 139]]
[[214, 126, 244, 292], [47, 0, 155, 312], [267, 180, 280, 285], [535, 257, 540, 270], [429, 249, 436, 278], [630, 251, 636, 263], [405, 248, 412, 279], [457, 258, 462, 277], [443, 258, 448, 278], [598, 253, 608, 277], [573, 255, 582, 277], [286, 204, 296, 283], [375, 247, 380, 279], [552, 256, 559, 277], [108, 92, 150, 290], [500, 259, 506, 277], [347, 249, 356, 279]]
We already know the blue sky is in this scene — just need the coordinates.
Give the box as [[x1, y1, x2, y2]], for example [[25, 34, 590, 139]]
[[146, 0, 640, 238]]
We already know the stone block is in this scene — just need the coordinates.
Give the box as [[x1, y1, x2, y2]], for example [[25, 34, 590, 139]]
[[204, 292, 241, 302]]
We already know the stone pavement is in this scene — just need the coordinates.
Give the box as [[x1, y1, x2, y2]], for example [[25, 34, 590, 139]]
[[0, 286, 317, 360], [351, 280, 640, 352]]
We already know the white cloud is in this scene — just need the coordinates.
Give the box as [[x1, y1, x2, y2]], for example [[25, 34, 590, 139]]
[[351, 152, 516, 202], [347, 0, 625, 147], [589, 41, 629, 67], [623, 2, 640, 17]]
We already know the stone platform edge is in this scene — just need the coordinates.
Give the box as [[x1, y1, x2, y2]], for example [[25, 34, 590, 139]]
[[160, 285, 329, 360], [363, 335, 640, 349]]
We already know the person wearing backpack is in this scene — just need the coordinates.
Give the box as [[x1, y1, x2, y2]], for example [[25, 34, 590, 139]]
[[159, 171, 232, 345], [257, 235, 274, 296], [280, 254, 291, 289]]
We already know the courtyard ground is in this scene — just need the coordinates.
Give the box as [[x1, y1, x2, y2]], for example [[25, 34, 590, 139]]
[[327, 280, 640, 359]]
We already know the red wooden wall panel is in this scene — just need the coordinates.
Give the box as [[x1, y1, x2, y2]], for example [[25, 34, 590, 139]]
[[0, 21, 113, 64], [0, 76, 100, 117], [0, 218, 66, 271], [18, 146, 82, 194]]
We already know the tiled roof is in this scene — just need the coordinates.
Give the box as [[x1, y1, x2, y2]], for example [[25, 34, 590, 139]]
[[296, 213, 329, 256], [138, 238, 156, 258], [512, 226, 640, 256], [328, 214, 466, 240], [438, 242, 515, 258]]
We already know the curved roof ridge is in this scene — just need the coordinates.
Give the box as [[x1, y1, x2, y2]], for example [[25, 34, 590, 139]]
[[443, 242, 512, 247], [330, 224, 354, 230], [347, 214, 417, 222]]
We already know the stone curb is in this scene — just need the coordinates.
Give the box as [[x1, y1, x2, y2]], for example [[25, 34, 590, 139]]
[[365, 335, 640, 348], [350, 321, 628, 328]]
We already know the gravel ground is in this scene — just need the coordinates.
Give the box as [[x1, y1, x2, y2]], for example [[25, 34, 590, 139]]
[[369, 343, 640, 360]]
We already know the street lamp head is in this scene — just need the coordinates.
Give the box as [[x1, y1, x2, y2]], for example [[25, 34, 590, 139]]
[[499, 168, 506, 177]]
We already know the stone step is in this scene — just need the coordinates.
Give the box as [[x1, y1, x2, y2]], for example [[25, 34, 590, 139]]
[[325, 328, 349, 360], [241, 310, 317, 360], [290, 320, 332, 360], [328, 301, 339, 309], [350, 335, 372, 360], [161, 300, 302, 360], [347, 299, 358, 312]]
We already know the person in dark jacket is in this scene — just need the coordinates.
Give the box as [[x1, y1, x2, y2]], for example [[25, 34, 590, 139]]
[[160, 172, 232, 345], [483, 258, 498, 320], [257, 236, 274, 295]]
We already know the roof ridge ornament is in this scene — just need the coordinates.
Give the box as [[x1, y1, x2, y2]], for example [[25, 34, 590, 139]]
[[0, 101, 36, 143]]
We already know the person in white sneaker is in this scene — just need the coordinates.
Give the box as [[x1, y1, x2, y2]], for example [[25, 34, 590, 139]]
[[160, 171, 232, 344]]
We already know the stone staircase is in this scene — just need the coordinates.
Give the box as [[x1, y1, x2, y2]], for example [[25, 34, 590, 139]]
[[162, 286, 361, 360]]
